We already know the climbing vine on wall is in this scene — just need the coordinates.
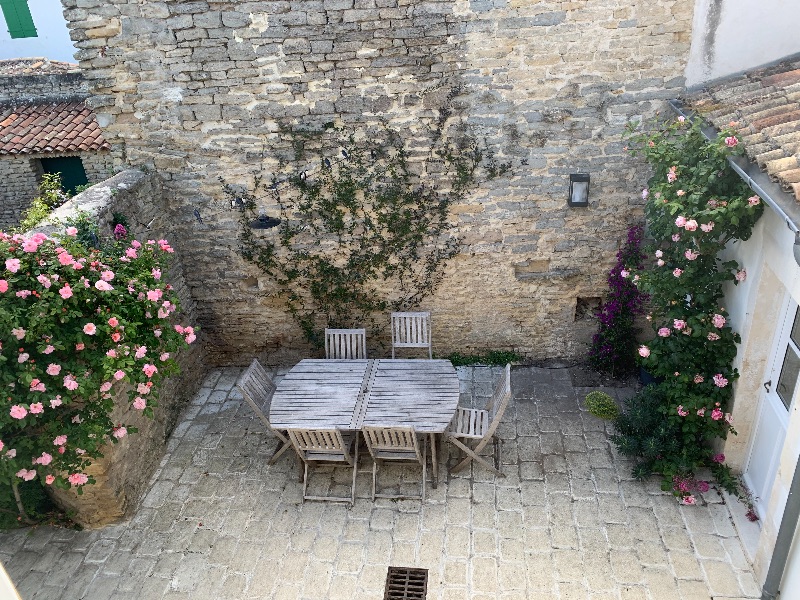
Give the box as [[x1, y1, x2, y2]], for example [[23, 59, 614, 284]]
[[222, 121, 509, 348]]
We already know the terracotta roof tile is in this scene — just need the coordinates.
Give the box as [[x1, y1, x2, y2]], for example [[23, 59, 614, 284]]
[[0, 101, 110, 155], [686, 60, 800, 201]]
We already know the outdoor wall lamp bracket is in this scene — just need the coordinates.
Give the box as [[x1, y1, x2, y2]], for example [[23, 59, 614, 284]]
[[568, 173, 590, 207]]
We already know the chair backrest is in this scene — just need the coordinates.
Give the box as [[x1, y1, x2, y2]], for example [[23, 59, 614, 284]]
[[391, 311, 432, 357], [236, 359, 277, 429], [484, 364, 512, 436], [363, 425, 422, 461], [325, 328, 367, 359], [288, 428, 351, 461]]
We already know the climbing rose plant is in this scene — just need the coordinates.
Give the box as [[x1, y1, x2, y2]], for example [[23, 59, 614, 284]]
[[612, 114, 763, 504], [0, 227, 195, 514]]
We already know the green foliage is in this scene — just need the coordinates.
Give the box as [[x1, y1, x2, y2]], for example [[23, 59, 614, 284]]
[[72, 183, 93, 195], [613, 114, 764, 502], [18, 173, 70, 231], [225, 121, 510, 347], [443, 350, 521, 366], [584, 391, 620, 420]]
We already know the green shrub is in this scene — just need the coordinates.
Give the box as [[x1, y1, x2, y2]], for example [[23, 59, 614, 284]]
[[443, 350, 521, 366], [17, 173, 70, 231], [584, 391, 620, 420]]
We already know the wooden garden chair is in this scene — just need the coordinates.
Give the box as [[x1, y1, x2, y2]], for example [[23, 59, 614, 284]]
[[444, 364, 512, 477], [363, 426, 427, 501], [236, 359, 292, 465], [288, 428, 359, 505], [325, 328, 367, 359], [390, 311, 432, 359]]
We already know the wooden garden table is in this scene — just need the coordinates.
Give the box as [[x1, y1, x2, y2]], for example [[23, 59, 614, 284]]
[[270, 358, 460, 487]]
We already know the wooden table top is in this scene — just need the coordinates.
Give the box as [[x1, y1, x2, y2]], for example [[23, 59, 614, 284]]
[[269, 358, 459, 433]]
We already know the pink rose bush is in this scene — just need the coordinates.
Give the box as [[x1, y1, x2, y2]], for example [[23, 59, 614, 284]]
[[615, 115, 764, 504], [0, 222, 197, 509]]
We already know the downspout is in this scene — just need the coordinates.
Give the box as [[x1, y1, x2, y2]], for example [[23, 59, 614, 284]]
[[667, 98, 800, 599]]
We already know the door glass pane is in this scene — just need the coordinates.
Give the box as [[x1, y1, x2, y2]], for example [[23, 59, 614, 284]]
[[777, 346, 800, 410], [791, 307, 800, 348]]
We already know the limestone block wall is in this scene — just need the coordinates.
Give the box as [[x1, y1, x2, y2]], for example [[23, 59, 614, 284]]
[[63, 0, 695, 364], [0, 70, 86, 104], [34, 169, 207, 527]]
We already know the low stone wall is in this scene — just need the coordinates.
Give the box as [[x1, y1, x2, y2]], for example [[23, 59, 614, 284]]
[[0, 156, 41, 229], [33, 169, 207, 527]]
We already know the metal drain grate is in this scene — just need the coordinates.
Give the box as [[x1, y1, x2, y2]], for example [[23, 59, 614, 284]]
[[384, 567, 428, 600]]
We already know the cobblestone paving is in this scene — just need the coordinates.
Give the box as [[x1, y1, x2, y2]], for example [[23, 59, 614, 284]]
[[0, 366, 759, 599]]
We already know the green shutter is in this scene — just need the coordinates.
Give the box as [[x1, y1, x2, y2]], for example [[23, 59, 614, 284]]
[[0, 0, 38, 39]]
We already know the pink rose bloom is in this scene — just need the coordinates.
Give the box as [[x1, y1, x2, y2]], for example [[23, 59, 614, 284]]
[[658, 328, 671, 337], [65, 226, 78, 236], [694, 375, 704, 384], [99, 381, 112, 393], [137, 383, 151, 395], [619, 269, 629, 278], [711, 408, 724, 420], [697, 407, 706, 416], [125, 247, 138, 259], [106, 349, 117, 358], [113, 426, 128, 439], [113, 370, 126, 381], [712, 374, 728, 388], [11, 327, 26, 340], [675, 216, 687, 228], [146, 289, 162, 302], [15, 290, 31, 299], [16, 469, 37, 481], [152, 268, 162, 280], [185, 333, 196, 344], [0, 440, 3, 452], [63, 375, 79, 391], [36, 452, 53, 466], [672, 234, 681, 242], [100, 270, 115, 281], [46, 363, 62, 376], [18, 353, 29, 364], [22, 239, 39, 252], [133, 397, 147, 410], [111, 332, 122, 342], [725, 413, 733, 424], [36, 274, 51, 289], [684, 220, 698, 231], [10, 405, 27, 419], [657, 259, 665, 267], [641, 189, 649, 200], [725, 136, 738, 147], [30, 380, 46, 392], [95, 280, 113, 291], [160, 352, 170, 362], [748, 195, 760, 206], [673, 319, 686, 330], [174, 324, 185, 334], [707, 332, 720, 341], [677, 116, 685, 123], [50, 396, 62, 408], [108, 317, 119, 327], [684, 250, 698, 260], [680, 495, 696, 506], [654, 250, 663, 258], [143, 364, 158, 378], [700, 222, 714, 233], [5, 449, 16, 458], [43, 344, 55, 354], [83, 323, 97, 335], [676, 189, 685, 197], [712, 453, 725, 463], [58, 252, 74, 266], [131, 240, 142, 249], [157, 308, 168, 319], [59, 284, 73, 299], [75, 342, 85, 351], [135, 346, 147, 359], [53, 435, 67, 446], [68, 473, 89, 486], [667, 167, 677, 183], [735, 269, 747, 282], [74, 446, 85, 453], [154, 329, 162, 338], [0, 279, 7, 293], [677, 405, 688, 417], [673, 268, 683, 277], [712, 314, 726, 328], [45, 475, 55, 485], [5, 258, 20, 273], [638, 346, 650, 358], [29, 402, 44, 413]]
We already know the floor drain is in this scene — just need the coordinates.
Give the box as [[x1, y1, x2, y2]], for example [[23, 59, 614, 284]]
[[384, 566, 428, 600]]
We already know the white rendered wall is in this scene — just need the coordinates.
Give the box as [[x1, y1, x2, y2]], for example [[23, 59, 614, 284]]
[[0, 0, 75, 63], [686, 0, 800, 86]]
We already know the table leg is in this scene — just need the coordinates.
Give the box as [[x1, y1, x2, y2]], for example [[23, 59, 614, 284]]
[[430, 433, 439, 489]]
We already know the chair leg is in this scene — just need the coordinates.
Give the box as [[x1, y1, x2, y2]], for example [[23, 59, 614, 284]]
[[350, 439, 358, 506], [421, 436, 427, 502], [448, 436, 505, 477], [372, 459, 378, 502], [268, 439, 293, 465], [301, 463, 309, 503]]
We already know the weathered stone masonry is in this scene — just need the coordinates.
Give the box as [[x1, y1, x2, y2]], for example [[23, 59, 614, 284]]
[[63, 0, 694, 364]]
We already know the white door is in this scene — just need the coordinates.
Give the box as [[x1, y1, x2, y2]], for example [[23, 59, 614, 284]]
[[744, 300, 800, 522]]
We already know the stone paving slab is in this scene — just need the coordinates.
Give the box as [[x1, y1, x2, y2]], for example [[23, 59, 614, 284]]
[[0, 365, 759, 599]]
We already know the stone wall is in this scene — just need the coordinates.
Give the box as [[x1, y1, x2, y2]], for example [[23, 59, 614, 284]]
[[0, 69, 86, 104], [0, 151, 113, 230], [34, 169, 207, 527], [63, 0, 695, 364]]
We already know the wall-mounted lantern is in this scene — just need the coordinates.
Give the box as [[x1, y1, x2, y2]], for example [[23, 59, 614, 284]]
[[568, 173, 590, 207]]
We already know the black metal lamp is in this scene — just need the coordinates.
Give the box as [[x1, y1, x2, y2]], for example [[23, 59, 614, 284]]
[[249, 213, 281, 229], [568, 173, 590, 207]]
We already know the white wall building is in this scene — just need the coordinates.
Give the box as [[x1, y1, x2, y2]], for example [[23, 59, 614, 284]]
[[0, 0, 75, 63]]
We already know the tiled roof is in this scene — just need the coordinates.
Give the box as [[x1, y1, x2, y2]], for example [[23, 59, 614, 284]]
[[685, 58, 800, 201], [0, 101, 110, 155], [0, 58, 79, 76]]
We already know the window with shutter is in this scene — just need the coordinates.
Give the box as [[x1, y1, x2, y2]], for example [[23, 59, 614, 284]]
[[0, 0, 38, 39]]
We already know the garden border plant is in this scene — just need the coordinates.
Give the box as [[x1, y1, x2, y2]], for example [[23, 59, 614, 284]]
[[611, 113, 764, 504], [0, 214, 196, 524], [222, 119, 511, 350]]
